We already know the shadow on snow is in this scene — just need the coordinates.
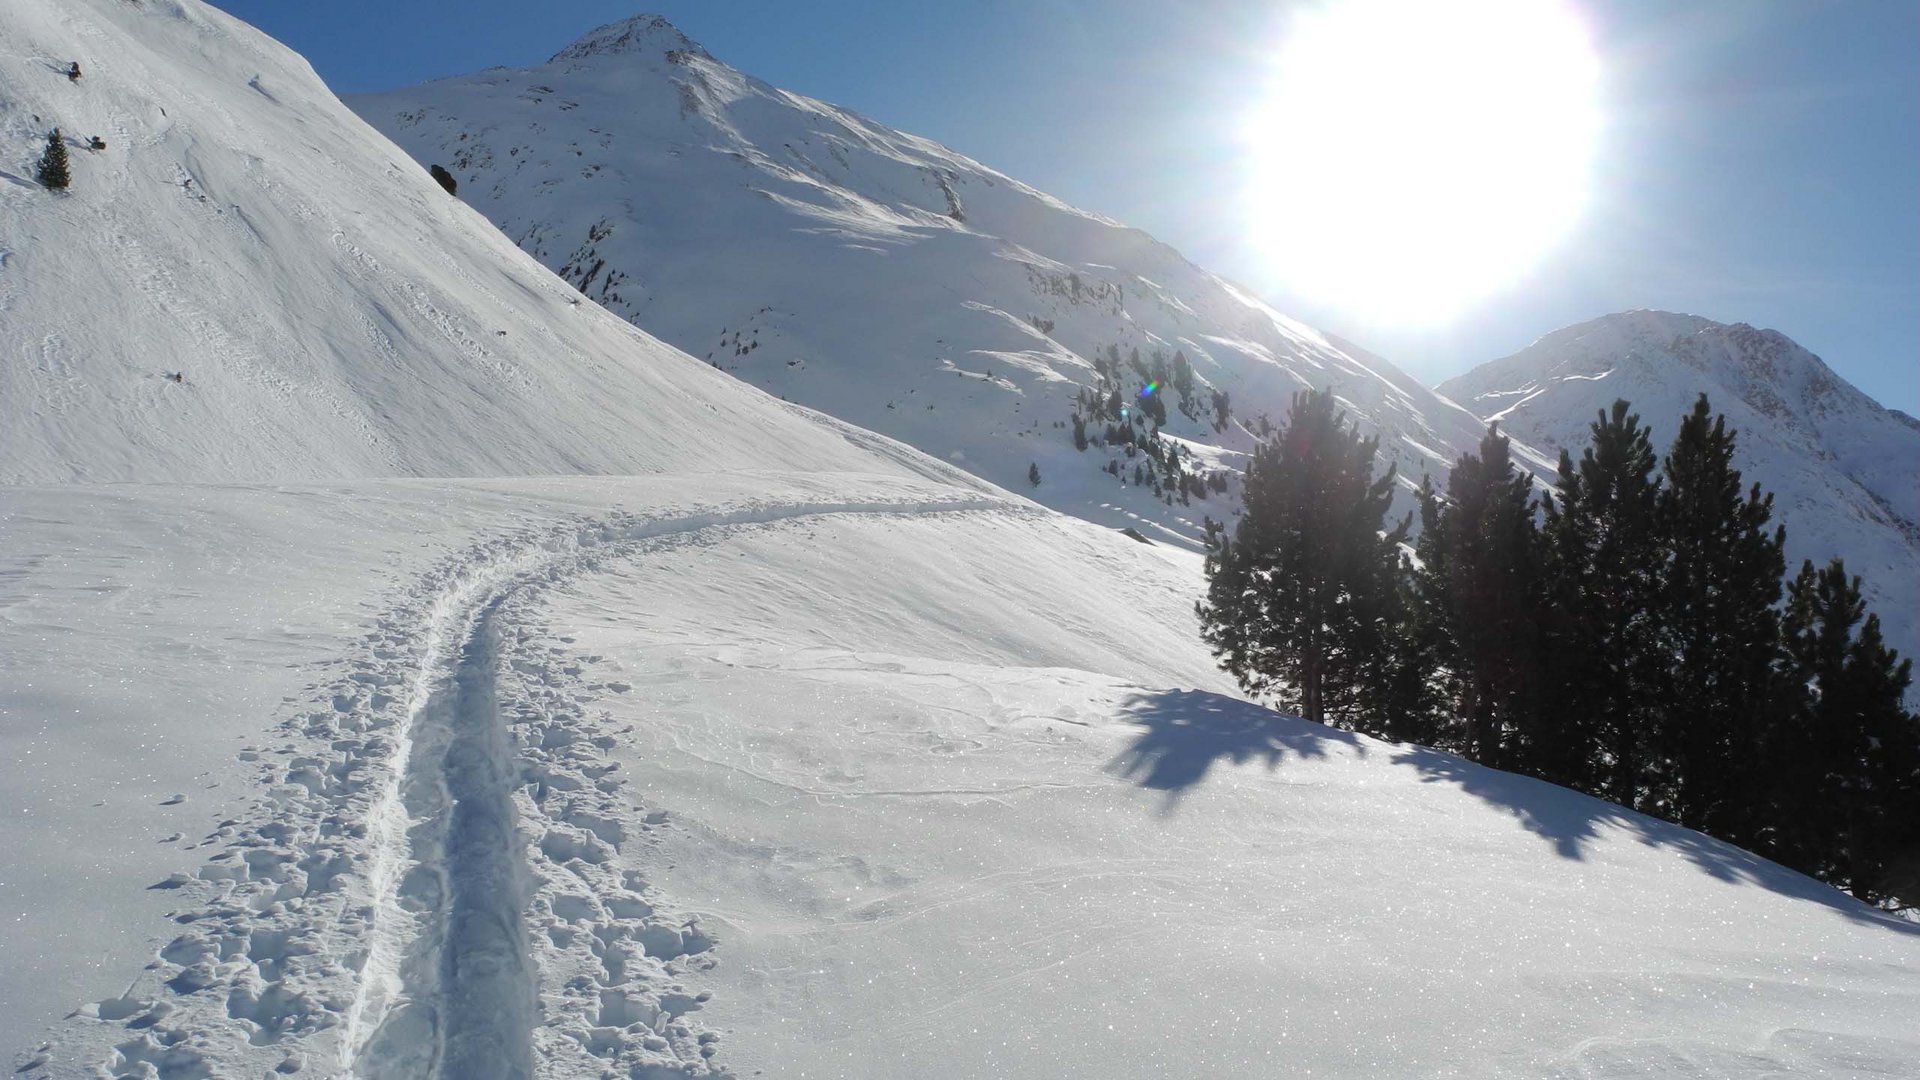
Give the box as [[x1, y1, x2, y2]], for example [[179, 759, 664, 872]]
[[1110, 688, 1918, 935], [1107, 688, 1362, 814]]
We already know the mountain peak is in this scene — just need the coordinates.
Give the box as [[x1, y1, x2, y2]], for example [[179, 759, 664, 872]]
[[548, 14, 709, 64]]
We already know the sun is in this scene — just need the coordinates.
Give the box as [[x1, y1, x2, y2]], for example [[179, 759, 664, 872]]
[[1242, 0, 1601, 324]]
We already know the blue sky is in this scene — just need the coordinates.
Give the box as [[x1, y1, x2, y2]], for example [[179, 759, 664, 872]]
[[211, 0, 1918, 413]]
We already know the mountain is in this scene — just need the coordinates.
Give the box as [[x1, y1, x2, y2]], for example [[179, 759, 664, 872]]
[[1439, 310, 1920, 664], [0, 1, 943, 484], [350, 15, 1504, 544], [5, 4, 1918, 1078]]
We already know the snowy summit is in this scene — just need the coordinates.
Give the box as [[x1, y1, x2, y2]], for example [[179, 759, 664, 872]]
[[352, 15, 1497, 547], [548, 14, 710, 65]]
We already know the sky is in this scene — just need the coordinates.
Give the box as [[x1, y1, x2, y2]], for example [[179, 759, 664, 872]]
[[209, 0, 1919, 414]]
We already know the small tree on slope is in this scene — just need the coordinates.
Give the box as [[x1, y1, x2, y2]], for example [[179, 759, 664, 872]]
[[36, 129, 70, 191]]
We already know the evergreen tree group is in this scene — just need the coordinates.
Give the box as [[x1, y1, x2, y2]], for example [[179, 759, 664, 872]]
[[1065, 343, 1231, 508], [1200, 388, 1919, 906]]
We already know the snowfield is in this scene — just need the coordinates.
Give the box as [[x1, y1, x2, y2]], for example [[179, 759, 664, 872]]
[[7, 478, 1919, 1078], [3, 2, 1918, 1078]]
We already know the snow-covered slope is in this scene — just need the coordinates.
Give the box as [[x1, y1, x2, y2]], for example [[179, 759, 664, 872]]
[[0, 0, 930, 483], [351, 16, 1501, 544], [9, 479, 1918, 1079], [6, 4, 1918, 1078], [1440, 310, 1920, 662]]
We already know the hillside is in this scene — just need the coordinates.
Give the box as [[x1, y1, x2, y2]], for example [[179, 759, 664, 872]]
[[350, 15, 1505, 544], [0, 0, 937, 483], [3, 4, 1917, 1079], [1440, 309, 1920, 663]]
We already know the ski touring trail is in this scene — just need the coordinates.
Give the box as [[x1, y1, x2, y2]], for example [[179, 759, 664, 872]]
[[26, 493, 1021, 1080]]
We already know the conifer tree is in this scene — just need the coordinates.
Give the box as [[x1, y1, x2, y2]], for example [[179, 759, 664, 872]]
[[36, 129, 70, 191], [1652, 395, 1785, 838], [1540, 400, 1665, 804], [1141, 384, 1167, 427], [1415, 424, 1546, 770], [1198, 387, 1408, 727], [1028, 462, 1041, 487], [1769, 560, 1920, 902]]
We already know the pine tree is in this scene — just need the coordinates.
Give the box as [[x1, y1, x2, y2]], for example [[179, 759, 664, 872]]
[[1652, 395, 1785, 839], [35, 129, 70, 191], [1769, 560, 1920, 903], [1140, 384, 1167, 427], [1540, 400, 1665, 804], [1028, 462, 1041, 487], [1198, 387, 1408, 727], [1415, 424, 1547, 770]]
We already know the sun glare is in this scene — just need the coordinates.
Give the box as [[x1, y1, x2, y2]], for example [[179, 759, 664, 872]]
[[1243, 0, 1601, 324]]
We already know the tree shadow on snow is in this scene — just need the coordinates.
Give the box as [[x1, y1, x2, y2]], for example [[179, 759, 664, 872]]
[[1391, 743, 1920, 936], [1108, 689, 1362, 815], [1107, 690, 1915, 934]]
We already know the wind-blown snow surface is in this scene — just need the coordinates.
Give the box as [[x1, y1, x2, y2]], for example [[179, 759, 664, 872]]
[[351, 16, 1501, 544], [5, 4, 1920, 1078], [1440, 310, 1920, 666]]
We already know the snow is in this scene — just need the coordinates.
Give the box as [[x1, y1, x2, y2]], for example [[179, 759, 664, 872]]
[[8, 479, 1917, 1078], [1440, 309, 1920, 668], [0, 1, 902, 484], [4, 4, 1918, 1078], [349, 16, 1496, 544]]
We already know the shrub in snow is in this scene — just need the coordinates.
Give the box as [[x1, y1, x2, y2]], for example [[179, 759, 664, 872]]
[[429, 163, 458, 195]]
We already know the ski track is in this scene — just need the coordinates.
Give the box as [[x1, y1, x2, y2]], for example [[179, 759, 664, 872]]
[[31, 494, 1020, 1080]]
